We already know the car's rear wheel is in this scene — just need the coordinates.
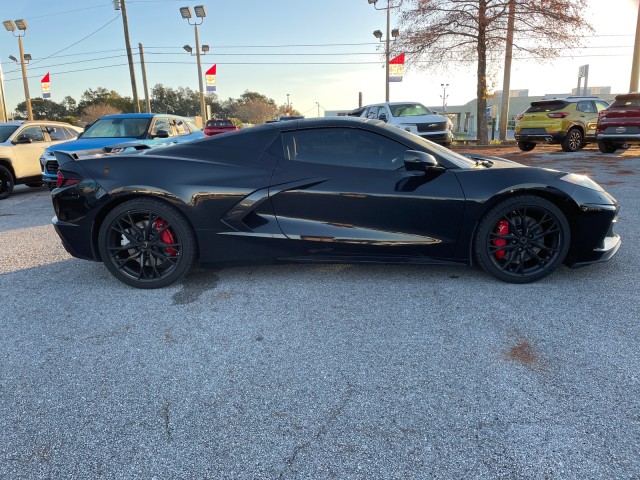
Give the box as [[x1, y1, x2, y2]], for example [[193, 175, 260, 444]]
[[474, 196, 570, 283], [0, 165, 15, 200], [98, 198, 197, 288], [561, 128, 583, 152], [517, 141, 536, 152], [598, 141, 618, 154]]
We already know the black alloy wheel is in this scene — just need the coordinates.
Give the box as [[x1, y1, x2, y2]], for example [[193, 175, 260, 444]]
[[598, 141, 618, 154], [98, 198, 197, 288], [561, 128, 583, 152], [474, 196, 570, 283], [517, 141, 536, 152], [0, 165, 15, 200]]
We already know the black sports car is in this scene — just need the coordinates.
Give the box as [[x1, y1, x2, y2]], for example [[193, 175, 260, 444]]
[[50, 117, 621, 289]]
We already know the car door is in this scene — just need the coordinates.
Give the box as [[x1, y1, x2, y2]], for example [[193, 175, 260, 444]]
[[577, 100, 598, 140], [11, 125, 49, 178], [269, 127, 466, 259]]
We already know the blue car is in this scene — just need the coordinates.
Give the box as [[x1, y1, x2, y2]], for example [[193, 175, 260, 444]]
[[40, 113, 205, 184]]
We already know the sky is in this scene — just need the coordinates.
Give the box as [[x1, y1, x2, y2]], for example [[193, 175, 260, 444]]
[[0, 0, 638, 117]]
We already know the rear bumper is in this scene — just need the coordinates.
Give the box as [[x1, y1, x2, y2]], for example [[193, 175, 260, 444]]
[[597, 133, 640, 145], [514, 131, 566, 143]]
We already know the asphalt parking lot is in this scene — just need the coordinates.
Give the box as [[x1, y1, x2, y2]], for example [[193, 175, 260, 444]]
[[1, 146, 639, 479]]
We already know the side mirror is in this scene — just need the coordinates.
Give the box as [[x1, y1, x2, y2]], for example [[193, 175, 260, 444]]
[[404, 150, 439, 171], [378, 113, 388, 122], [13, 135, 33, 144], [154, 129, 170, 139]]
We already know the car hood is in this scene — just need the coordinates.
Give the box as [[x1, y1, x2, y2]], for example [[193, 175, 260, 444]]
[[45, 137, 141, 154], [396, 114, 447, 124]]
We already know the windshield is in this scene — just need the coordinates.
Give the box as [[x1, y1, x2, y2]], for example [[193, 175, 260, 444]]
[[389, 103, 434, 117], [0, 125, 19, 143], [382, 124, 475, 168], [82, 118, 150, 139], [526, 101, 568, 113]]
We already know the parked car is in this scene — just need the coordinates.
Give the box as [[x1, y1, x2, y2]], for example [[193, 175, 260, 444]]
[[596, 92, 640, 153], [514, 96, 609, 152], [360, 102, 453, 146], [40, 113, 204, 185], [0, 120, 82, 199], [50, 117, 620, 289], [203, 118, 238, 136]]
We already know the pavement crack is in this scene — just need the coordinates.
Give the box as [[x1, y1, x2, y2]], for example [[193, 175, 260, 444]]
[[160, 399, 172, 440], [277, 382, 355, 479]]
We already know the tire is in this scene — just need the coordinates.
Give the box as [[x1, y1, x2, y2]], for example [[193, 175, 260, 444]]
[[561, 128, 583, 152], [598, 141, 618, 154], [474, 195, 570, 284], [98, 198, 197, 288], [517, 141, 536, 152], [0, 165, 15, 200]]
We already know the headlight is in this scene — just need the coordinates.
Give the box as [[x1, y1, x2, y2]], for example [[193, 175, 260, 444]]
[[559, 173, 604, 192]]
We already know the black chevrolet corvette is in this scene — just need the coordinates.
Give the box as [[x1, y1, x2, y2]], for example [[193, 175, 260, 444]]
[[50, 117, 620, 288]]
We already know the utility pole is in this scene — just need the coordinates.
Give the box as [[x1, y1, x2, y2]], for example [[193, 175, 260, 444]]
[[0, 63, 7, 122], [499, 0, 515, 140], [631, 1, 640, 92], [117, 0, 140, 112], [138, 43, 151, 113]]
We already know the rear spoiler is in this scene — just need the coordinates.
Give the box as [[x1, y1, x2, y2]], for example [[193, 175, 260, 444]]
[[53, 151, 79, 167]]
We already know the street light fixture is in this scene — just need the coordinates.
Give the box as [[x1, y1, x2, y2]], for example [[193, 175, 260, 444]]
[[180, 5, 208, 124], [440, 83, 449, 114], [8, 55, 17, 62], [183, 44, 193, 53], [3, 18, 32, 120], [368, 0, 402, 103], [23, 53, 32, 62]]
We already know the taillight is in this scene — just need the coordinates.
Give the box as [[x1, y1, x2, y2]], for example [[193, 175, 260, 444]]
[[547, 112, 569, 118], [56, 170, 81, 188], [598, 110, 606, 119], [515, 114, 524, 121]]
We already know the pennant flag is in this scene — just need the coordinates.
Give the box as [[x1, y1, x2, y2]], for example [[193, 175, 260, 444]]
[[389, 53, 405, 82], [41, 72, 51, 98], [206, 65, 216, 92]]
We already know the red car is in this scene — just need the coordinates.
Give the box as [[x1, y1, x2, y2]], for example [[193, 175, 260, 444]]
[[596, 93, 640, 153], [203, 119, 238, 136]]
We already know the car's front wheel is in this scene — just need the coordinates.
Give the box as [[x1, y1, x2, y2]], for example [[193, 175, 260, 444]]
[[517, 141, 536, 152], [598, 141, 618, 154], [561, 128, 583, 152], [474, 196, 570, 283], [0, 165, 14, 200], [98, 198, 197, 288]]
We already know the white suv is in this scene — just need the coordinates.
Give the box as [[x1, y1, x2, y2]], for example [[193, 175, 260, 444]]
[[0, 120, 82, 199], [360, 102, 453, 146]]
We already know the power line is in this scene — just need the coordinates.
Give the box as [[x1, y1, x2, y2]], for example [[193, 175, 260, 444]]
[[21, 2, 114, 20]]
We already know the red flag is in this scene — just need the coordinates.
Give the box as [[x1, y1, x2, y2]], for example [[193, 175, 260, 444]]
[[389, 54, 405, 82]]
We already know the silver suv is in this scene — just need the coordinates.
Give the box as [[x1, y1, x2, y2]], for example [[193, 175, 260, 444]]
[[360, 102, 453, 146], [0, 120, 82, 199]]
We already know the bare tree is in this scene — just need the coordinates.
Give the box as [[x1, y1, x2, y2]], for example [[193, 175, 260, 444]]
[[79, 103, 122, 125], [398, 0, 592, 144]]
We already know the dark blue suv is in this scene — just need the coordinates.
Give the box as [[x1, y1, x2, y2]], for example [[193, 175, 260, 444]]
[[40, 113, 205, 184]]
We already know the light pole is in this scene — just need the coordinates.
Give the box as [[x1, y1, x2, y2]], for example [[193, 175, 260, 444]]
[[368, 0, 402, 102], [180, 5, 208, 125], [3, 19, 33, 120], [440, 83, 449, 114], [286, 94, 290, 115]]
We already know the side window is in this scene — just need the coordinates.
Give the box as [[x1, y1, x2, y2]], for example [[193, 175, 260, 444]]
[[595, 101, 608, 112], [172, 118, 189, 136], [577, 101, 595, 113], [45, 125, 66, 141], [378, 106, 390, 120], [152, 118, 173, 136], [282, 128, 406, 170], [19, 126, 45, 142], [63, 127, 80, 139]]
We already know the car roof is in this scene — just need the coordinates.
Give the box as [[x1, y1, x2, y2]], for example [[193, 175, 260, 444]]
[[614, 92, 640, 101], [98, 113, 189, 120], [533, 96, 603, 105], [0, 120, 77, 126]]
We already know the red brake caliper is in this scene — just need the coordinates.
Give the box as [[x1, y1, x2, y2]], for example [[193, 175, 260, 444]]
[[154, 219, 177, 256], [493, 220, 509, 259]]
